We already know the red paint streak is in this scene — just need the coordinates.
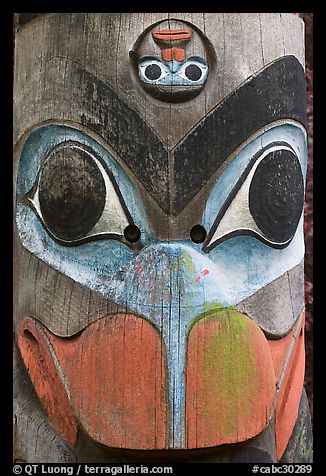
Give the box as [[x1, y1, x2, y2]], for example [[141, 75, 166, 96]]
[[153, 29, 191, 42], [136, 264, 145, 287], [18, 318, 78, 447], [196, 269, 209, 283]]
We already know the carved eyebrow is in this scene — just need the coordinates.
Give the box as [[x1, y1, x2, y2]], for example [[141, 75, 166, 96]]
[[75, 56, 306, 217], [181, 56, 207, 63], [138, 56, 162, 62], [76, 65, 170, 212], [171, 55, 306, 215]]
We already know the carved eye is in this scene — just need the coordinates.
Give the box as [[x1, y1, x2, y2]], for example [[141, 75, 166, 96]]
[[26, 142, 139, 246], [204, 143, 305, 251], [177, 58, 208, 83], [138, 58, 169, 83]]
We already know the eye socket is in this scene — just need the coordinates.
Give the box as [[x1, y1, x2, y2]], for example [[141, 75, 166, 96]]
[[248, 150, 304, 243], [36, 145, 106, 241], [138, 58, 169, 83], [26, 142, 137, 246], [177, 58, 208, 83], [203, 143, 305, 252]]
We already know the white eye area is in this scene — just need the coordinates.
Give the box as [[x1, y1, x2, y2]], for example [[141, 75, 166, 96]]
[[203, 143, 304, 252], [27, 143, 134, 245], [177, 60, 208, 82], [138, 59, 169, 82]]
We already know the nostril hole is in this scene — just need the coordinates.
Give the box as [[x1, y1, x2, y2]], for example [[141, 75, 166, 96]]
[[190, 224, 207, 244], [124, 224, 141, 243]]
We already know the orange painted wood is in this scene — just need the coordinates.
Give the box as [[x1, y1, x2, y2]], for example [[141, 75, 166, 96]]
[[274, 317, 306, 460], [185, 310, 276, 448], [153, 28, 191, 62], [18, 318, 79, 447], [269, 324, 297, 381], [47, 314, 168, 450], [162, 47, 186, 62], [153, 29, 191, 42]]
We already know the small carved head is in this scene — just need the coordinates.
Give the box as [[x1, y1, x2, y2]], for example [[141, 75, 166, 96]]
[[131, 20, 210, 102]]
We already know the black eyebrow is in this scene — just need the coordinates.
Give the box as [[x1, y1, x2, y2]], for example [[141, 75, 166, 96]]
[[76, 66, 170, 213], [171, 55, 306, 215], [72, 56, 306, 217]]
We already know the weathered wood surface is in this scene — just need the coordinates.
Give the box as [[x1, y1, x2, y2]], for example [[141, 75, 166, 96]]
[[13, 13, 312, 462]]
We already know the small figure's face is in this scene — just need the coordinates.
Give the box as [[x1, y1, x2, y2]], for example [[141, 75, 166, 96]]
[[138, 55, 208, 86], [14, 14, 308, 462], [133, 20, 210, 101]]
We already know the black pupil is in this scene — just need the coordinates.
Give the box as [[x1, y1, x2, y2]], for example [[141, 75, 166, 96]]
[[124, 224, 141, 243], [38, 145, 106, 242], [190, 224, 207, 243], [145, 63, 162, 81], [249, 149, 304, 243], [185, 64, 202, 81]]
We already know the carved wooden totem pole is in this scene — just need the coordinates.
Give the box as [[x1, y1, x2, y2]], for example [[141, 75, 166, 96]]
[[14, 13, 313, 463]]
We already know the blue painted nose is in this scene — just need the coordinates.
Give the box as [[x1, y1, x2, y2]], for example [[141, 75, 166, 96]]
[[110, 242, 234, 449], [113, 242, 232, 323]]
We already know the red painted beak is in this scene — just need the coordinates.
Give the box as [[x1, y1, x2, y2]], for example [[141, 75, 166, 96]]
[[18, 311, 305, 458], [18, 315, 168, 449]]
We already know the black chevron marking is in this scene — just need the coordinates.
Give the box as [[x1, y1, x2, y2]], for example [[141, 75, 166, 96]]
[[171, 55, 307, 215], [75, 65, 171, 213], [74, 56, 306, 216]]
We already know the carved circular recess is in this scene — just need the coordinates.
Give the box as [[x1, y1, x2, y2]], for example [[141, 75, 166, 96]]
[[249, 150, 304, 243], [190, 224, 207, 243], [124, 224, 141, 243], [131, 19, 212, 102]]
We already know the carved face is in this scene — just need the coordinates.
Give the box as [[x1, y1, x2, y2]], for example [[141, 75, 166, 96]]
[[132, 19, 210, 101], [14, 14, 309, 462]]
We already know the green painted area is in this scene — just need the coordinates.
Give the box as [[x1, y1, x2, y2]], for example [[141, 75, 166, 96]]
[[187, 304, 238, 335], [199, 310, 258, 440], [180, 252, 196, 276]]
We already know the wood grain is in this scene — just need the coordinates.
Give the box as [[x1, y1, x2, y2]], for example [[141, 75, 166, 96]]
[[13, 13, 304, 148], [13, 13, 309, 462], [18, 315, 168, 450]]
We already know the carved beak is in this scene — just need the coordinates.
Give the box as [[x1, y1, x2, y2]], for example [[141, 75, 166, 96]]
[[17, 261, 305, 458]]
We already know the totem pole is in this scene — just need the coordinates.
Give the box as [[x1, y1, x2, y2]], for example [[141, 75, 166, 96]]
[[13, 13, 313, 463]]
